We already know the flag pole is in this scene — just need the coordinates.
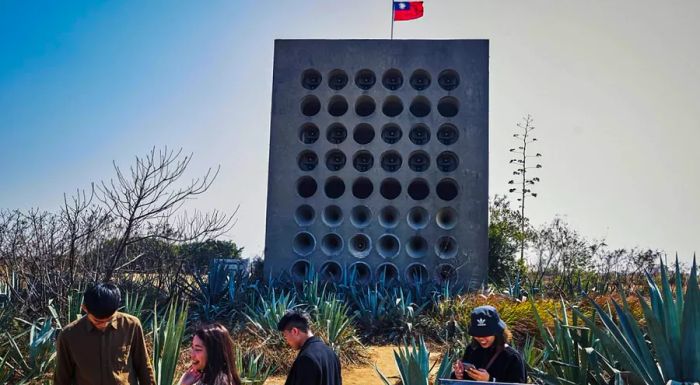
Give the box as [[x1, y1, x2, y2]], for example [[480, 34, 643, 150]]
[[390, 0, 395, 40]]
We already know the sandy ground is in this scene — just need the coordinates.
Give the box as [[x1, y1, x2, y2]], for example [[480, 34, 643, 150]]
[[265, 345, 443, 385]]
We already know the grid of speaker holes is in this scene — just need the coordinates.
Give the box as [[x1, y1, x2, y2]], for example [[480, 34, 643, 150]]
[[293, 68, 462, 285]]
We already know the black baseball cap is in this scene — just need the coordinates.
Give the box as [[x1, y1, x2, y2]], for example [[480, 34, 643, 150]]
[[468, 305, 507, 337]]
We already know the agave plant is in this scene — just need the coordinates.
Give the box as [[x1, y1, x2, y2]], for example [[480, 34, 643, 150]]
[[529, 299, 623, 385], [315, 297, 353, 349], [245, 289, 296, 337], [351, 285, 424, 341], [519, 335, 543, 370], [122, 290, 147, 321], [434, 348, 460, 383], [151, 299, 188, 385], [1, 317, 57, 382], [376, 337, 431, 385], [234, 346, 275, 385], [314, 295, 368, 365], [184, 261, 236, 322], [575, 257, 700, 385]]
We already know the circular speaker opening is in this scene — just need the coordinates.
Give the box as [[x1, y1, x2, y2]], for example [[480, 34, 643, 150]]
[[382, 96, 404, 117], [321, 233, 343, 256], [355, 96, 376, 117], [296, 176, 317, 198], [409, 124, 431, 145], [326, 123, 347, 144], [409, 96, 431, 117], [293, 232, 316, 256], [324, 177, 346, 199], [322, 205, 343, 227], [438, 96, 459, 117], [380, 178, 402, 200], [407, 179, 430, 200], [301, 69, 322, 90], [349, 262, 372, 284], [407, 207, 429, 230], [408, 151, 430, 172], [381, 123, 402, 144], [353, 123, 375, 145], [380, 150, 402, 172], [435, 264, 458, 284], [379, 206, 399, 228], [328, 69, 348, 90], [291, 260, 311, 282], [294, 204, 315, 226], [435, 236, 458, 259], [325, 149, 346, 171], [352, 151, 374, 172], [382, 68, 403, 90], [299, 123, 320, 144], [355, 69, 376, 90], [438, 69, 460, 91], [406, 263, 429, 285], [377, 263, 400, 285], [437, 124, 459, 145], [437, 151, 459, 172], [377, 234, 400, 259], [301, 95, 321, 116], [328, 95, 348, 117], [410, 69, 431, 91], [320, 261, 343, 283], [436, 178, 459, 201], [297, 150, 318, 171], [406, 235, 428, 258], [349, 233, 371, 258], [350, 205, 372, 228], [436, 207, 458, 230], [352, 177, 373, 199]]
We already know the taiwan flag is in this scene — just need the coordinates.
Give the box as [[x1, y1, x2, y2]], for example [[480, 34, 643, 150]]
[[394, 1, 424, 21]]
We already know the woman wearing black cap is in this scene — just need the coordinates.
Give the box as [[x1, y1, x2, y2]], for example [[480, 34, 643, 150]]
[[451, 305, 527, 383]]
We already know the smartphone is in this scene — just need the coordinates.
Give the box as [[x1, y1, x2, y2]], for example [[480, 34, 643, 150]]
[[462, 361, 476, 371]]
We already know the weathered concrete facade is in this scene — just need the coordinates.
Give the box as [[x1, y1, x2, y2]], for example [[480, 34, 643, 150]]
[[264, 39, 489, 289]]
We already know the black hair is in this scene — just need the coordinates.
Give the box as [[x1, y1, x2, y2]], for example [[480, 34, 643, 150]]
[[276, 309, 311, 332], [194, 323, 242, 385], [83, 282, 121, 318], [469, 328, 512, 350]]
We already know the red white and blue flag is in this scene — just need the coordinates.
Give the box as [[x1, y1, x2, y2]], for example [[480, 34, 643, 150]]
[[393, 1, 424, 21]]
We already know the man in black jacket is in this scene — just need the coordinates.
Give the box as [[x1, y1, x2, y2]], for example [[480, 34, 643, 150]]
[[277, 309, 342, 385]]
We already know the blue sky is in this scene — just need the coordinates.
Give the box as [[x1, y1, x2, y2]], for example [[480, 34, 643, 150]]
[[1, 0, 699, 262]]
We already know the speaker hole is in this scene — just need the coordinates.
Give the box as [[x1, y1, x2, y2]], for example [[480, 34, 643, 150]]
[[436, 178, 458, 201], [322, 205, 343, 227], [293, 232, 316, 256], [407, 207, 429, 230], [324, 177, 345, 199], [380, 178, 401, 200], [301, 95, 321, 116], [296, 176, 317, 198]]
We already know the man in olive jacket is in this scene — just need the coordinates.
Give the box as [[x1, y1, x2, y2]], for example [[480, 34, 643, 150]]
[[278, 310, 342, 385], [54, 282, 156, 385]]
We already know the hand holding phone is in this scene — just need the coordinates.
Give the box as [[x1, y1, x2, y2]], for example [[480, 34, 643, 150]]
[[462, 361, 476, 371]]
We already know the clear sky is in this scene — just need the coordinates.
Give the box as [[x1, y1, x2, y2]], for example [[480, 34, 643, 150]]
[[1, 0, 698, 263]]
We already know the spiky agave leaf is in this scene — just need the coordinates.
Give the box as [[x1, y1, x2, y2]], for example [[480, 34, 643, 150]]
[[578, 256, 700, 384], [152, 299, 188, 385]]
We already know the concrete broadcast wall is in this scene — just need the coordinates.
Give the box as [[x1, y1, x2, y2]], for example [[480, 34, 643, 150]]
[[264, 39, 489, 289]]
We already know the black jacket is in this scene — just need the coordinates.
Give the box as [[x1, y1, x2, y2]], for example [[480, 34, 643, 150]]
[[452, 344, 527, 383], [285, 336, 342, 385]]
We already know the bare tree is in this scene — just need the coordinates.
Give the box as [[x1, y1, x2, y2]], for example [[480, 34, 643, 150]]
[[97, 147, 235, 281], [508, 115, 542, 265]]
